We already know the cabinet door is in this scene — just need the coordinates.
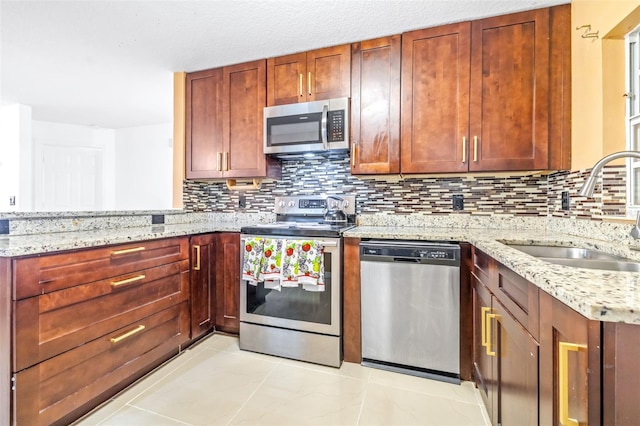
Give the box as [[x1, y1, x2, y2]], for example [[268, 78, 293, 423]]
[[266, 52, 307, 106], [602, 322, 640, 424], [539, 292, 600, 425], [469, 9, 550, 172], [186, 68, 223, 179], [401, 23, 471, 173], [190, 234, 216, 340], [351, 36, 401, 174], [215, 233, 240, 334], [222, 59, 268, 178], [306, 44, 351, 101], [472, 274, 497, 424], [494, 297, 539, 426]]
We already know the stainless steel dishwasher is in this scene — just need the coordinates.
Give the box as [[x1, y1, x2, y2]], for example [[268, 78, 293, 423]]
[[360, 240, 460, 383]]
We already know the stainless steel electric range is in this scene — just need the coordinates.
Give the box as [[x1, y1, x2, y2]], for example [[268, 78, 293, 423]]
[[239, 195, 356, 367]]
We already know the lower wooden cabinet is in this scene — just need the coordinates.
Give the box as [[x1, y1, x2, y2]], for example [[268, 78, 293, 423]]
[[8, 237, 191, 425], [539, 291, 600, 425], [215, 232, 240, 334], [472, 266, 538, 425], [189, 234, 216, 340], [602, 322, 640, 424]]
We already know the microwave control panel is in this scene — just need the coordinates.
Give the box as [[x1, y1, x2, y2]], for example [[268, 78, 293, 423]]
[[327, 110, 345, 142]]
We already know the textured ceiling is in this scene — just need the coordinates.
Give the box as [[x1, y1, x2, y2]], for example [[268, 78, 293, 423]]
[[1, 0, 568, 129]]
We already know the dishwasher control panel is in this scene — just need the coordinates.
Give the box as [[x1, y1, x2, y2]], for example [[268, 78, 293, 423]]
[[360, 240, 460, 266]]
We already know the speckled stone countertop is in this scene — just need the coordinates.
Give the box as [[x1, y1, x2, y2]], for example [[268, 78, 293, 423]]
[[345, 226, 640, 325], [0, 221, 243, 258]]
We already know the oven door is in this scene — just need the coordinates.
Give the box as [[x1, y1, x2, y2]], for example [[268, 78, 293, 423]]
[[239, 235, 341, 336]]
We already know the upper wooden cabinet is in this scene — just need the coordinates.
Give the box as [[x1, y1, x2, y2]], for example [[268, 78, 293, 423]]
[[186, 60, 281, 180], [401, 23, 471, 174], [351, 36, 401, 174], [185, 68, 223, 179], [267, 44, 351, 106], [401, 5, 570, 174], [469, 8, 550, 172]]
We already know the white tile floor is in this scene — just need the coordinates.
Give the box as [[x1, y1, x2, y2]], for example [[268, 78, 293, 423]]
[[75, 334, 490, 426]]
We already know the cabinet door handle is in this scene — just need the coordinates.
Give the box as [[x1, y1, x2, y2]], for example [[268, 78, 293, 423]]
[[223, 152, 229, 171], [299, 73, 303, 97], [111, 274, 145, 288], [462, 136, 467, 163], [193, 245, 201, 271], [473, 136, 479, 162], [559, 341, 587, 426], [217, 152, 222, 171], [352, 142, 357, 167], [111, 246, 145, 256], [481, 306, 491, 348], [308, 72, 312, 96], [110, 325, 145, 344], [485, 312, 500, 357]]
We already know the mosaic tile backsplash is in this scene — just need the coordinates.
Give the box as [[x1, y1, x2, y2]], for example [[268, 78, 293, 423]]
[[183, 154, 628, 220]]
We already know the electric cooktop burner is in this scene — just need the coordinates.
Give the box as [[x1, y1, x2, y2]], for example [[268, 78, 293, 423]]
[[240, 195, 356, 238]]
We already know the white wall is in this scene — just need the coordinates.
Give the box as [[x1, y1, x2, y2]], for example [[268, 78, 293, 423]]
[[0, 104, 33, 211], [0, 112, 172, 212], [32, 120, 116, 211], [114, 123, 173, 210]]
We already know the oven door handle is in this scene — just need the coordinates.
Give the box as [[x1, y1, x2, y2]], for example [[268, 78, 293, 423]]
[[321, 104, 329, 150]]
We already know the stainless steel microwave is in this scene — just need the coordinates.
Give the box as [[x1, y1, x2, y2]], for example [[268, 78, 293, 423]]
[[263, 97, 349, 157]]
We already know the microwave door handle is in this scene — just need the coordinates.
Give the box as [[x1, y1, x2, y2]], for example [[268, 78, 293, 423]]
[[321, 104, 329, 150]]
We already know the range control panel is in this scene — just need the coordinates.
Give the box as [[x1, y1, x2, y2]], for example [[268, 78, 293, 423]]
[[274, 195, 356, 215]]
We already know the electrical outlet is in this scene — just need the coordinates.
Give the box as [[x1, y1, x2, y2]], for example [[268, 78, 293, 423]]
[[561, 191, 570, 210], [9, 196, 15, 206], [239, 195, 246, 208], [452, 194, 464, 211]]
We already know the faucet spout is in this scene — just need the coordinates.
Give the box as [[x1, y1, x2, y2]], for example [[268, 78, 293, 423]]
[[631, 212, 640, 240], [578, 150, 640, 197]]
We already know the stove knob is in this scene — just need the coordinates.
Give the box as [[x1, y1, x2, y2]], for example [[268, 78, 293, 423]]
[[342, 200, 349, 208], [288, 201, 295, 207], [278, 201, 286, 207]]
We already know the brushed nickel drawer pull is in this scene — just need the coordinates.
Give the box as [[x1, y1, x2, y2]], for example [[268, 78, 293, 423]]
[[352, 142, 356, 166], [308, 72, 312, 96], [110, 325, 145, 344], [111, 274, 145, 287], [111, 246, 145, 256], [217, 152, 222, 171]]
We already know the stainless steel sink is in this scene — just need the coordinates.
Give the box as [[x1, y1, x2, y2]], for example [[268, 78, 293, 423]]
[[506, 244, 640, 272], [536, 257, 640, 272], [507, 244, 627, 261]]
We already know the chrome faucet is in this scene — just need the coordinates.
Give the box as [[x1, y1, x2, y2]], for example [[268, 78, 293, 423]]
[[578, 150, 640, 239], [578, 150, 640, 197]]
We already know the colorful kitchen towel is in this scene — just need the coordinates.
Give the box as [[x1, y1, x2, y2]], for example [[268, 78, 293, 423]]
[[260, 238, 284, 290], [281, 240, 325, 290], [280, 240, 300, 287], [242, 237, 263, 285]]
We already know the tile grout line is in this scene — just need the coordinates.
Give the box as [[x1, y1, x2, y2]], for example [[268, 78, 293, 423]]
[[354, 368, 373, 425], [224, 359, 280, 426]]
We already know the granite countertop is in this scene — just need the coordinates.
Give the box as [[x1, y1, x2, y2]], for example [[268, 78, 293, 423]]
[[0, 220, 245, 257], [345, 226, 640, 325]]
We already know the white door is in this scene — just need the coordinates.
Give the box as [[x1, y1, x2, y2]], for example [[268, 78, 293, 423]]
[[39, 145, 103, 211]]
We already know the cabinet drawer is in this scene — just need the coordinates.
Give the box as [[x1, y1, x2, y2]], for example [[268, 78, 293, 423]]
[[14, 302, 190, 426], [471, 247, 495, 287], [14, 260, 189, 371], [13, 237, 189, 300], [496, 264, 539, 340]]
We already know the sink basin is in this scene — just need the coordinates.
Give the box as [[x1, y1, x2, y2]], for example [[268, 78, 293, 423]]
[[506, 244, 640, 272], [536, 257, 640, 272], [507, 244, 627, 261]]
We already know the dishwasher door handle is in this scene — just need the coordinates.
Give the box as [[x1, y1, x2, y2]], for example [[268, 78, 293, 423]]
[[392, 257, 421, 263]]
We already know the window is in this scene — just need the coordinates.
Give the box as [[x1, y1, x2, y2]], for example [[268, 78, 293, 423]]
[[626, 26, 640, 215]]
